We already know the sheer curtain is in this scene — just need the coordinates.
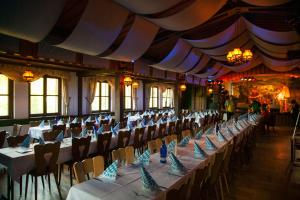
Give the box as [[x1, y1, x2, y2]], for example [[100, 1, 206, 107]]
[[62, 78, 70, 115], [85, 77, 97, 114]]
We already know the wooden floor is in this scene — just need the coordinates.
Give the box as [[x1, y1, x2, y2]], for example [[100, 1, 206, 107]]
[[1, 126, 300, 200]]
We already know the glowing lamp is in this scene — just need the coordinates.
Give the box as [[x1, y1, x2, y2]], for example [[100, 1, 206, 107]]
[[132, 81, 139, 89], [179, 84, 187, 92], [243, 49, 253, 61], [22, 70, 34, 82], [208, 88, 213, 94], [124, 76, 132, 85]]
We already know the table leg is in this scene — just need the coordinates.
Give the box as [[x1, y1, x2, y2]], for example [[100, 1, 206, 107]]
[[10, 178, 14, 200], [7, 173, 10, 200]]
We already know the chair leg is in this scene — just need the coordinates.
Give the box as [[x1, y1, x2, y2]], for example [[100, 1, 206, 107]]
[[219, 176, 224, 200], [54, 172, 62, 200], [58, 164, 63, 185], [223, 173, 230, 194], [70, 165, 73, 186], [19, 175, 22, 196], [25, 174, 29, 199], [41, 176, 45, 189], [48, 174, 51, 192], [34, 176, 38, 200]]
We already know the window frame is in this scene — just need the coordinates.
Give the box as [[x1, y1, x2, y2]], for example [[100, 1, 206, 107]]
[[124, 84, 132, 110], [149, 86, 159, 109], [162, 88, 173, 108], [0, 74, 13, 119], [92, 81, 111, 112], [29, 76, 62, 117]]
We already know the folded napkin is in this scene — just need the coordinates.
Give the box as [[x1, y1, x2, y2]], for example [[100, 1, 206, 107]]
[[71, 117, 78, 124], [195, 130, 203, 140], [100, 160, 118, 181], [178, 136, 190, 147], [80, 128, 88, 137], [39, 137, 45, 145], [56, 131, 64, 142], [137, 149, 150, 165], [226, 127, 235, 136], [111, 123, 120, 135], [217, 131, 227, 142], [85, 116, 91, 123], [148, 120, 154, 126], [39, 120, 45, 128], [81, 119, 85, 126], [156, 118, 162, 125], [126, 112, 132, 117], [57, 119, 64, 125], [169, 152, 187, 175], [167, 140, 176, 154], [97, 125, 104, 135], [95, 116, 99, 124], [194, 142, 207, 160], [67, 116, 71, 124], [205, 136, 217, 150], [140, 166, 159, 191], [21, 135, 31, 148]]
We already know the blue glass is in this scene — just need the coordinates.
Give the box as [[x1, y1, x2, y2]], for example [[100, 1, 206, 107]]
[[160, 140, 167, 164]]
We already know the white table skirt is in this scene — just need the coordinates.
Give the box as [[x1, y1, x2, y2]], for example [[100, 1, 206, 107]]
[[66, 120, 254, 200], [28, 126, 52, 139]]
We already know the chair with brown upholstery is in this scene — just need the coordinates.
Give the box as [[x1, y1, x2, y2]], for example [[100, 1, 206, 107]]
[[100, 119, 109, 125], [103, 124, 111, 132], [0, 130, 6, 148], [157, 123, 167, 139], [73, 161, 86, 184], [96, 132, 112, 166], [133, 127, 145, 154], [59, 136, 91, 186], [182, 118, 189, 130], [119, 121, 127, 129], [70, 126, 82, 137], [70, 123, 81, 129], [117, 130, 131, 148], [52, 124, 66, 133], [7, 134, 29, 147], [25, 142, 62, 200], [175, 119, 183, 141], [43, 130, 61, 141], [85, 121, 94, 131], [168, 121, 176, 135]]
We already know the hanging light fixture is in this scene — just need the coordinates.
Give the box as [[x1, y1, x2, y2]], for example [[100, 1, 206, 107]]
[[132, 81, 139, 89], [22, 70, 34, 82], [179, 83, 187, 92], [124, 76, 132, 85]]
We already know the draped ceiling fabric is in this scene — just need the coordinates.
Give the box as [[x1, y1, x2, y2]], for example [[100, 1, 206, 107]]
[[0, 0, 66, 42], [103, 16, 159, 62], [0, 0, 298, 80], [57, 0, 129, 55]]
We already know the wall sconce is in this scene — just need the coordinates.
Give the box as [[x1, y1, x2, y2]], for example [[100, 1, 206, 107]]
[[132, 81, 139, 89], [22, 70, 34, 82], [124, 76, 132, 85], [179, 83, 187, 92], [208, 88, 213, 94]]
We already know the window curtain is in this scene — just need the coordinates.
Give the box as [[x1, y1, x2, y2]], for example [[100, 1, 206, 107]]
[[132, 87, 137, 111], [85, 77, 97, 114], [62, 78, 70, 115]]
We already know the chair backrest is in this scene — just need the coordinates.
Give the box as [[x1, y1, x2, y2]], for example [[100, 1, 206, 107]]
[[170, 134, 177, 142], [85, 122, 94, 130], [166, 179, 190, 200], [12, 124, 22, 136], [189, 118, 195, 129], [103, 124, 111, 132], [70, 126, 82, 137], [100, 119, 109, 125], [92, 156, 104, 177], [117, 130, 131, 148], [73, 162, 86, 184], [182, 129, 191, 138], [125, 146, 135, 165], [208, 149, 226, 185], [119, 121, 127, 129], [97, 132, 112, 155], [0, 130, 6, 148], [33, 142, 60, 175], [155, 138, 162, 149], [72, 136, 91, 162], [168, 121, 176, 135], [112, 148, 125, 163], [53, 124, 66, 132], [175, 119, 183, 135], [82, 158, 93, 179], [133, 127, 145, 148], [147, 124, 156, 141], [165, 135, 173, 145], [183, 118, 189, 130], [7, 134, 28, 147], [158, 123, 167, 138], [109, 118, 115, 127], [70, 123, 81, 129], [147, 140, 158, 154], [43, 130, 61, 141]]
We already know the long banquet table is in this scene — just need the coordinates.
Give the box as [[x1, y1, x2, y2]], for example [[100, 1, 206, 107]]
[[65, 120, 254, 200]]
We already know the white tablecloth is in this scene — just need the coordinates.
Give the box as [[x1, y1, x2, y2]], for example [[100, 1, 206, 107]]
[[28, 125, 51, 139], [66, 120, 253, 200]]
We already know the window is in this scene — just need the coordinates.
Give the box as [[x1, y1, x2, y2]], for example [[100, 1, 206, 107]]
[[30, 77, 61, 115], [162, 88, 173, 107], [0, 74, 12, 118], [149, 86, 158, 108], [124, 84, 132, 110], [92, 82, 110, 111]]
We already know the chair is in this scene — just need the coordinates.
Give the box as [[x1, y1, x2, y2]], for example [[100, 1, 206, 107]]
[[59, 136, 91, 186], [70, 123, 81, 129], [100, 119, 109, 125], [73, 162, 86, 184], [155, 138, 162, 149], [0, 130, 6, 148], [166, 179, 191, 200], [93, 156, 104, 177], [175, 119, 183, 140], [12, 124, 23, 136], [147, 140, 158, 154], [43, 130, 61, 141], [7, 134, 29, 147], [82, 158, 93, 180], [103, 124, 111, 132], [70, 126, 82, 137], [147, 124, 157, 141], [182, 129, 191, 138], [189, 166, 208, 200], [25, 142, 62, 200], [96, 132, 112, 166], [133, 127, 145, 154], [165, 135, 173, 145], [117, 130, 131, 148], [112, 148, 125, 164], [182, 118, 189, 130], [52, 124, 66, 133], [109, 118, 115, 127], [220, 142, 234, 195], [85, 121, 95, 130], [119, 121, 127, 129], [157, 123, 167, 139], [168, 121, 176, 135], [125, 146, 135, 165]]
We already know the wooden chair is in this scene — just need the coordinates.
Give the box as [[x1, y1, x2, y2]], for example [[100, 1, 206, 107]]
[[70, 126, 82, 137], [189, 166, 207, 200], [59, 136, 91, 186], [85, 121, 95, 130], [103, 124, 111, 132], [73, 161, 86, 184], [109, 118, 115, 127], [182, 118, 189, 130], [157, 123, 167, 139], [147, 124, 157, 141], [168, 121, 176, 135], [52, 124, 66, 133], [175, 119, 183, 140], [70, 123, 81, 129], [112, 148, 125, 164], [7, 134, 29, 147], [119, 121, 127, 129], [100, 119, 110, 125], [117, 130, 131, 148], [43, 130, 61, 141], [220, 142, 234, 195], [96, 132, 112, 166], [125, 146, 135, 165], [182, 129, 191, 138], [133, 127, 145, 154], [25, 142, 62, 200], [12, 124, 23, 136], [0, 130, 6, 148], [166, 178, 191, 200], [147, 140, 158, 154], [92, 156, 104, 177], [155, 138, 162, 149], [165, 135, 173, 145]]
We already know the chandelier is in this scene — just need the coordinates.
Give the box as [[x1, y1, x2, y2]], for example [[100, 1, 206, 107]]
[[227, 48, 253, 64], [124, 76, 132, 85], [22, 70, 34, 82], [240, 76, 256, 82]]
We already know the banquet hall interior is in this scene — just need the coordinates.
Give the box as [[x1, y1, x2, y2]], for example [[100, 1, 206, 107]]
[[0, 0, 300, 200]]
